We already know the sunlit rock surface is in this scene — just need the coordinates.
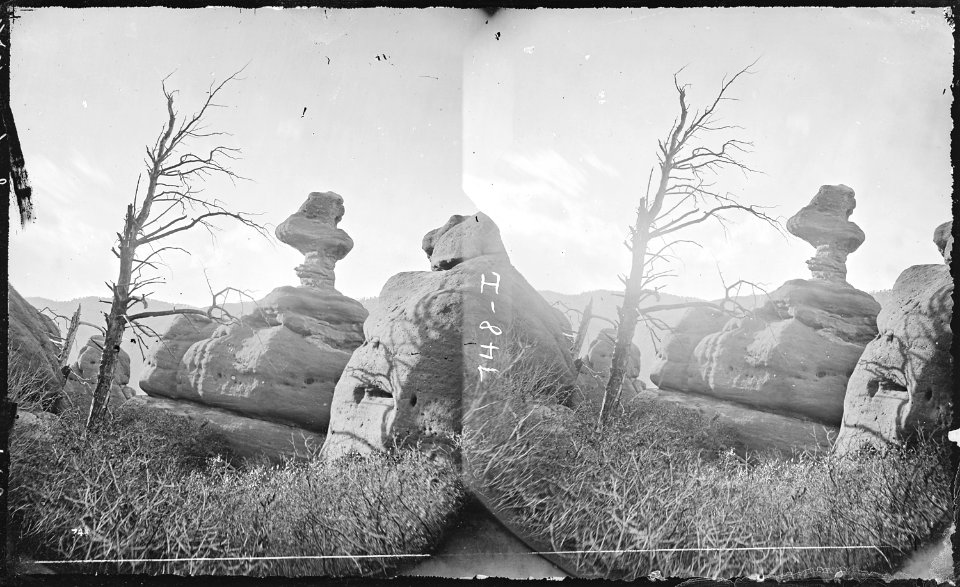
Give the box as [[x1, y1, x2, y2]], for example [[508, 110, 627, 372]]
[[8, 284, 64, 408], [321, 212, 576, 461], [835, 221, 954, 454], [138, 192, 367, 459], [648, 185, 880, 448]]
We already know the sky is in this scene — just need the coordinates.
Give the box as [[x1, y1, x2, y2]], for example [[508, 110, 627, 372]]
[[8, 7, 954, 308]]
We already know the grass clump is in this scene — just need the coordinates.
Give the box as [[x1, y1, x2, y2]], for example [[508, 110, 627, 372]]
[[463, 364, 954, 580], [10, 402, 464, 576]]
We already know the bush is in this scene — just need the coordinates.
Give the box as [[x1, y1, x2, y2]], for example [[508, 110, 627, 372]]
[[10, 402, 465, 576], [463, 369, 953, 580]]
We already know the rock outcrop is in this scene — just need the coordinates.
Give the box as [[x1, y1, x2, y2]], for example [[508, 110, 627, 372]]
[[577, 328, 647, 408], [321, 212, 577, 461], [648, 185, 880, 448], [63, 335, 135, 409], [137, 192, 367, 460], [786, 185, 864, 282], [7, 284, 64, 409], [834, 222, 954, 454], [933, 220, 953, 265]]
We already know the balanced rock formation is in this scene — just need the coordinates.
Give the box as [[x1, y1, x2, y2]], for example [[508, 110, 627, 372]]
[[63, 335, 135, 409], [577, 328, 646, 408], [137, 192, 367, 460], [8, 284, 64, 409], [321, 212, 577, 461], [786, 185, 865, 282], [834, 221, 954, 454], [649, 186, 880, 452]]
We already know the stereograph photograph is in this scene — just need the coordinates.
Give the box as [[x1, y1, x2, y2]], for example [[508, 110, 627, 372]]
[[3, 5, 956, 582]]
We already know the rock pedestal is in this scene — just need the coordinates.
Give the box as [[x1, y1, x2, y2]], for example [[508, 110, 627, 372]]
[[648, 185, 880, 448], [321, 212, 577, 461], [786, 185, 864, 282], [137, 192, 367, 461], [834, 221, 954, 454]]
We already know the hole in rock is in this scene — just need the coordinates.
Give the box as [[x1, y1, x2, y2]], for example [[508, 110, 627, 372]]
[[878, 379, 908, 394], [410, 394, 418, 407], [305, 377, 315, 385], [866, 379, 879, 398], [923, 387, 934, 401], [353, 384, 392, 404]]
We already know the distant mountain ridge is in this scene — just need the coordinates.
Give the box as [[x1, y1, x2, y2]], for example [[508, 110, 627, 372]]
[[25, 295, 249, 391], [26, 286, 892, 391]]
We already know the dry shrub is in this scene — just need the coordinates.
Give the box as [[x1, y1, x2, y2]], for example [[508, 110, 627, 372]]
[[463, 361, 953, 580], [10, 401, 464, 576]]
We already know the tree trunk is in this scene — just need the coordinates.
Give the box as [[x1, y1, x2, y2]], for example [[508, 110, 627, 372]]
[[86, 206, 135, 430], [600, 213, 650, 424]]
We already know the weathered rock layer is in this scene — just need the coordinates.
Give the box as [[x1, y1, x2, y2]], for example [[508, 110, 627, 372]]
[[834, 221, 954, 454], [8, 284, 64, 409], [138, 192, 367, 459], [321, 212, 577, 461], [649, 185, 880, 446]]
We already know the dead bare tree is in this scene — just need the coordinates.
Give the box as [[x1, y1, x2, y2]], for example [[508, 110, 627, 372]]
[[601, 62, 781, 424], [86, 70, 268, 430]]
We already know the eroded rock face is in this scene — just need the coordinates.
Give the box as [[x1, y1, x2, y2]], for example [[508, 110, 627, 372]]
[[7, 284, 63, 408], [140, 192, 367, 438], [125, 396, 325, 462], [577, 328, 645, 408], [275, 191, 354, 290], [835, 254, 954, 454], [63, 335, 134, 409], [321, 213, 576, 460], [648, 185, 879, 432], [934, 220, 953, 265], [786, 184, 864, 282]]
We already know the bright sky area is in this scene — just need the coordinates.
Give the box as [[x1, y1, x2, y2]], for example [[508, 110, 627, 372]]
[[8, 7, 954, 308]]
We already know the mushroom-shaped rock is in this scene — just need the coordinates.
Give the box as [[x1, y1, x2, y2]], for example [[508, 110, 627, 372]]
[[275, 191, 354, 291], [786, 184, 865, 282], [140, 191, 368, 444], [646, 185, 879, 446], [933, 220, 953, 265]]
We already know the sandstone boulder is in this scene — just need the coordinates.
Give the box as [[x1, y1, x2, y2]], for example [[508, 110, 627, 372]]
[[785, 184, 864, 282], [125, 396, 325, 462], [8, 284, 63, 408], [321, 212, 577, 460], [834, 261, 954, 453], [140, 191, 367, 439], [139, 313, 218, 399], [577, 328, 646, 408], [275, 191, 354, 291], [933, 220, 953, 265], [63, 335, 134, 409], [421, 212, 509, 271], [650, 306, 728, 390], [651, 389, 835, 456], [648, 185, 879, 430]]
